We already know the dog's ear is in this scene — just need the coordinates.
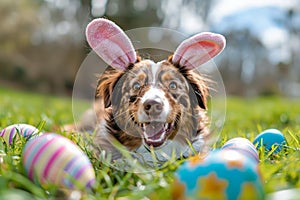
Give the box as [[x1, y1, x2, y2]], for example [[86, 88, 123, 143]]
[[172, 32, 225, 70], [96, 67, 124, 108], [185, 71, 208, 110], [86, 18, 137, 71]]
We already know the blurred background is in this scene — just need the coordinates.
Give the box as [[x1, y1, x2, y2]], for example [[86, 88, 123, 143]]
[[1, 0, 300, 97]]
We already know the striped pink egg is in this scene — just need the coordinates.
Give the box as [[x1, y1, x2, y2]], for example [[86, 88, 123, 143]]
[[221, 137, 259, 164], [0, 124, 40, 145], [22, 133, 95, 189]]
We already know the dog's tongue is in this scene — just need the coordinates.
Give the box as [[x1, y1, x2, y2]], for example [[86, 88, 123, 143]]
[[145, 122, 165, 138]]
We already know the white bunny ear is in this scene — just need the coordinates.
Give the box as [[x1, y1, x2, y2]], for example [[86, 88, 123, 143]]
[[86, 18, 137, 71], [172, 32, 226, 70]]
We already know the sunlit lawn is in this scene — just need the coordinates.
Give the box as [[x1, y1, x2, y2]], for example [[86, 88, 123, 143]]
[[0, 87, 300, 199]]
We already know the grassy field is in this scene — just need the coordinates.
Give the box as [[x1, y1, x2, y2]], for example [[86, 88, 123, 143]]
[[0, 87, 300, 199]]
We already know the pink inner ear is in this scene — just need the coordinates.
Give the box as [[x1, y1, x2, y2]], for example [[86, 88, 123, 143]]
[[86, 18, 137, 71], [172, 32, 226, 70]]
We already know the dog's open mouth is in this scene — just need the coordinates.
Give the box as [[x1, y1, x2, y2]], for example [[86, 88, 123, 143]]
[[140, 122, 174, 148]]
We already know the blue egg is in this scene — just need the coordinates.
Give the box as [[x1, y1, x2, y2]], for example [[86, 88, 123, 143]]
[[173, 150, 264, 200], [222, 137, 259, 164], [253, 129, 286, 153]]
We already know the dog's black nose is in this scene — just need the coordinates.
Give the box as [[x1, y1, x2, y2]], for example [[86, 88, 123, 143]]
[[143, 99, 163, 116]]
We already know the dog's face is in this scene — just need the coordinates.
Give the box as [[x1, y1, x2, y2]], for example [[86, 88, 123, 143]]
[[100, 59, 208, 149], [86, 18, 226, 151]]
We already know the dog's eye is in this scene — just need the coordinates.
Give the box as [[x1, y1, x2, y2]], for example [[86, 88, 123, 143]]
[[132, 82, 141, 91], [169, 82, 177, 90]]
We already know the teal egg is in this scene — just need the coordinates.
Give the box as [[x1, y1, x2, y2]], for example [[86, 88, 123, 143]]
[[253, 129, 286, 153], [222, 137, 259, 164], [174, 150, 264, 200]]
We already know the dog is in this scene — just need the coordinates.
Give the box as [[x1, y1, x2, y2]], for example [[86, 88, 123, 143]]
[[72, 18, 225, 164]]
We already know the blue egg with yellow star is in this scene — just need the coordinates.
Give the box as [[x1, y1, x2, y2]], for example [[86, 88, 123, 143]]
[[173, 150, 265, 200], [253, 128, 286, 153]]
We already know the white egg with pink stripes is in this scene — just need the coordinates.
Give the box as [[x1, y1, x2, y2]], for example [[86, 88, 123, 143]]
[[0, 124, 40, 145], [22, 133, 95, 189]]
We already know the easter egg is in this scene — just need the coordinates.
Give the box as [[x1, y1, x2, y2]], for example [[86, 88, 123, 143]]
[[173, 150, 264, 200], [267, 188, 300, 200], [0, 124, 40, 145], [222, 137, 259, 164], [253, 129, 286, 153], [22, 133, 95, 189]]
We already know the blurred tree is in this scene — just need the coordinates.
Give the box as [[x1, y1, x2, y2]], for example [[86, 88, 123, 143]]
[[0, 0, 38, 52], [0, 0, 90, 94], [0, 0, 39, 80], [1, 0, 299, 97], [160, 0, 214, 33], [156, 0, 300, 96], [93, 0, 162, 28], [0, 0, 165, 94]]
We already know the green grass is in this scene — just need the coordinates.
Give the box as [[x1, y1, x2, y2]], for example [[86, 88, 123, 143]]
[[0, 87, 300, 199]]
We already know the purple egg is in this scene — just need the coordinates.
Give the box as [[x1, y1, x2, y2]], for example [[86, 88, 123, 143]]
[[222, 137, 259, 164], [0, 124, 41, 145]]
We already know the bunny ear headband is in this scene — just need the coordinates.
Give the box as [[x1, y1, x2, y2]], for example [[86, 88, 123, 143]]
[[86, 18, 226, 71]]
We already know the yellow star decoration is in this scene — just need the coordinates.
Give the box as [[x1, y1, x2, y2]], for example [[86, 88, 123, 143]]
[[188, 155, 205, 167], [171, 179, 187, 200], [238, 182, 260, 200], [223, 150, 245, 170], [227, 159, 244, 169], [197, 172, 228, 200]]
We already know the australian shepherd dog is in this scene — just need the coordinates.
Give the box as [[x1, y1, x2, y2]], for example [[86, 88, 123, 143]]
[[72, 18, 225, 164]]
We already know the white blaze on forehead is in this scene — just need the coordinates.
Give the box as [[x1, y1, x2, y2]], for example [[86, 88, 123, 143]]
[[137, 60, 171, 122], [150, 60, 163, 84], [141, 87, 166, 104]]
